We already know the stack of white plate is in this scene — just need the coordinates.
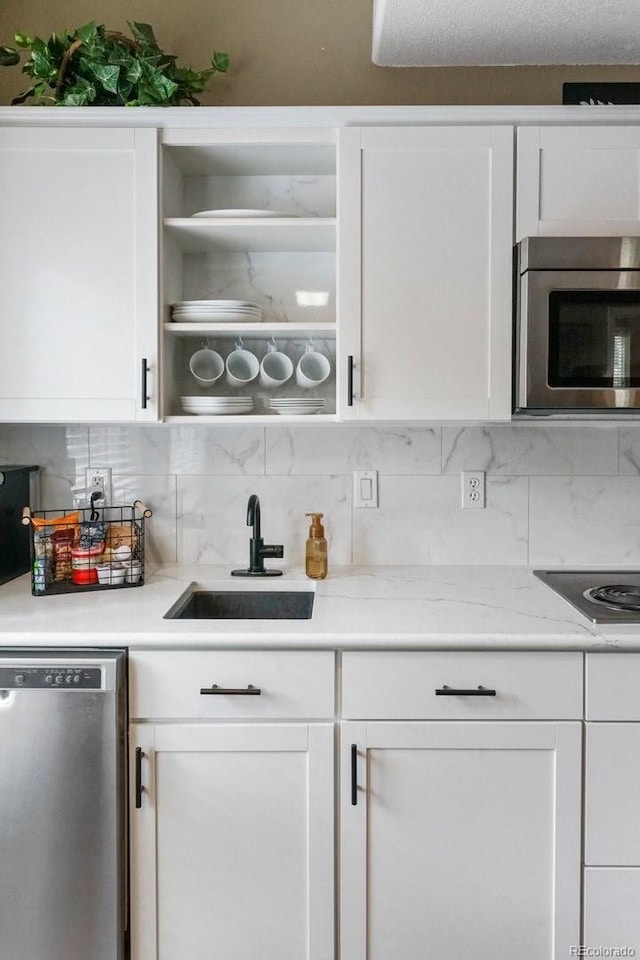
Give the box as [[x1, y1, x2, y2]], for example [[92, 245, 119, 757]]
[[269, 398, 325, 416], [181, 396, 254, 416], [171, 300, 263, 323]]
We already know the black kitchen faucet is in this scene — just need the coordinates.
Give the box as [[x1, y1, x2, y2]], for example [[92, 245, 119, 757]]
[[231, 494, 284, 577]]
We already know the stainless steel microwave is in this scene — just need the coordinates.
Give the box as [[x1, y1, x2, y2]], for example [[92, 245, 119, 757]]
[[514, 236, 640, 416]]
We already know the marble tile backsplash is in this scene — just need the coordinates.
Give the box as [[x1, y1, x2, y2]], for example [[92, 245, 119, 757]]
[[1, 421, 638, 567]]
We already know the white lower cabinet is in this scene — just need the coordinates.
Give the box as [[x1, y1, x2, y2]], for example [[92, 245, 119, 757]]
[[340, 651, 583, 960], [584, 654, 640, 955], [340, 720, 582, 960], [129, 650, 335, 960], [130, 722, 333, 960]]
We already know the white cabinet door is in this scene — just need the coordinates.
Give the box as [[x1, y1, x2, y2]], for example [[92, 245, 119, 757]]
[[130, 722, 333, 960], [0, 127, 158, 421], [586, 723, 640, 866], [339, 126, 513, 420], [341, 721, 581, 960], [517, 126, 640, 240], [585, 869, 640, 955]]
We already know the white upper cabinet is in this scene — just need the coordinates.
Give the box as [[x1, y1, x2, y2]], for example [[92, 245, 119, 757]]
[[338, 125, 514, 420], [0, 127, 158, 422], [517, 125, 640, 240]]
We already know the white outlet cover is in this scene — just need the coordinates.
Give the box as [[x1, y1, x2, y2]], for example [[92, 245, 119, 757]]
[[461, 470, 485, 509]]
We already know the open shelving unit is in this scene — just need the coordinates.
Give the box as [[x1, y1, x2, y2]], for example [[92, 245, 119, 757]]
[[160, 129, 338, 422]]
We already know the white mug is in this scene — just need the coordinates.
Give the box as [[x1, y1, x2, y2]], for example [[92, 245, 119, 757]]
[[260, 342, 293, 388], [296, 343, 331, 389], [226, 344, 260, 387], [189, 348, 224, 386]]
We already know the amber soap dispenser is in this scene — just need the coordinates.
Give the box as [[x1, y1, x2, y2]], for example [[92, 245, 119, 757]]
[[305, 512, 327, 580]]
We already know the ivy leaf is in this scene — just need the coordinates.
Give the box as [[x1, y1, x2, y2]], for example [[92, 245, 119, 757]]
[[212, 51, 230, 73], [87, 62, 120, 94], [124, 59, 142, 83], [30, 47, 55, 80], [14, 31, 32, 48], [75, 21, 99, 44], [128, 22, 157, 48], [0, 46, 20, 66]]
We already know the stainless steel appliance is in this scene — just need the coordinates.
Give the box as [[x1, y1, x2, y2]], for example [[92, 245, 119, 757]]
[[0, 465, 39, 586], [0, 649, 127, 960], [515, 237, 640, 415], [535, 570, 640, 623]]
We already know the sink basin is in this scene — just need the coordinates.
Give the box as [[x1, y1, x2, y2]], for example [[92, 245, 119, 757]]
[[164, 586, 315, 620]]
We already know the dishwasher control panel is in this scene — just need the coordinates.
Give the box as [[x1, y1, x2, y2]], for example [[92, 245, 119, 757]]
[[0, 666, 103, 689]]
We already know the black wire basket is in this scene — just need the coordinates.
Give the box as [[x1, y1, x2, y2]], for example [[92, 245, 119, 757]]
[[23, 500, 153, 597]]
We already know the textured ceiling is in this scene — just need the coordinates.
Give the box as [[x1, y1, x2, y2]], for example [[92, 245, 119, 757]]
[[372, 0, 640, 66]]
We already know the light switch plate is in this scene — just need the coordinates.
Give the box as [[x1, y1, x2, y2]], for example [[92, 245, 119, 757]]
[[354, 470, 378, 509]]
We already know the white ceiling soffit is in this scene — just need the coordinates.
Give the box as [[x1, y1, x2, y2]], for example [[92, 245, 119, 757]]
[[372, 0, 640, 66]]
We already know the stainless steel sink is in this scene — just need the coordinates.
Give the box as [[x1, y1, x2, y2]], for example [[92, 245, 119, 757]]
[[164, 585, 315, 620]]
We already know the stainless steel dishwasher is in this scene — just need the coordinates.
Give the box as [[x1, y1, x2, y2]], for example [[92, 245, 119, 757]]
[[0, 649, 127, 960]]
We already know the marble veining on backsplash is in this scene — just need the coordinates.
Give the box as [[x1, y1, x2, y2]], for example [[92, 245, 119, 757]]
[[1, 422, 640, 568]]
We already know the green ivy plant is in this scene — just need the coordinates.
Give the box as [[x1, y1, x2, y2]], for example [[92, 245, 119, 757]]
[[0, 21, 229, 106]]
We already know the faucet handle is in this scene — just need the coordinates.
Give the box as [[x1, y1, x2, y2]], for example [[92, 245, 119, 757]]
[[261, 544, 284, 559]]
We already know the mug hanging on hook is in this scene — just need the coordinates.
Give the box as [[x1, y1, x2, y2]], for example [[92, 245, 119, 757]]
[[296, 339, 330, 388], [226, 338, 259, 387], [260, 337, 293, 388]]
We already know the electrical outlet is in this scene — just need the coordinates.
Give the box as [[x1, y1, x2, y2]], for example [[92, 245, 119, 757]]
[[85, 466, 112, 507], [461, 471, 485, 509]]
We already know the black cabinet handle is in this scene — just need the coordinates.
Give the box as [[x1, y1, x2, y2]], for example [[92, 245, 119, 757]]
[[347, 355, 354, 407], [351, 743, 358, 805], [135, 747, 145, 809], [141, 358, 150, 410], [200, 684, 262, 695], [435, 685, 496, 696]]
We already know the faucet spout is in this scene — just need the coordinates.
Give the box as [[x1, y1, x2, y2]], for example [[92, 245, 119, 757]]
[[246, 494, 261, 540]]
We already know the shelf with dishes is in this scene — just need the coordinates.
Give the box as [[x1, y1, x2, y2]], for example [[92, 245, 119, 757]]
[[162, 331, 337, 421]]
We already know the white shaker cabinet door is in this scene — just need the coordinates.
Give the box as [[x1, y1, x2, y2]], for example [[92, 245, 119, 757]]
[[130, 722, 334, 960], [340, 721, 582, 960], [338, 125, 513, 420], [585, 869, 640, 956], [586, 723, 640, 866], [517, 125, 640, 240], [0, 127, 158, 421]]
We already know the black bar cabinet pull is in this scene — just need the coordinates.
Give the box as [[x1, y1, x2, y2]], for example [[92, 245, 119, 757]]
[[199, 683, 262, 696], [351, 743, 358, 805], [347, 355, 354, 407], [135, 747, 145, 809], [141, 358, 149, 410], [435, 685, 497, 697]]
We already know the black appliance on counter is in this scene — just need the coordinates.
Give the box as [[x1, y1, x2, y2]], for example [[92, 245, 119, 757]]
[[0, 465, 39, 586]]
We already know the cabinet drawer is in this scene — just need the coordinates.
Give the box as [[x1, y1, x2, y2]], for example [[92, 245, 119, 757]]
[[586, 653, 640, 720], [130, 650, 335, 720], [342, 651, 583, 720]]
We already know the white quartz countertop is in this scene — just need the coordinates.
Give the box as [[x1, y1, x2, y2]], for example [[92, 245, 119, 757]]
[[1, 564, 639, 650]]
